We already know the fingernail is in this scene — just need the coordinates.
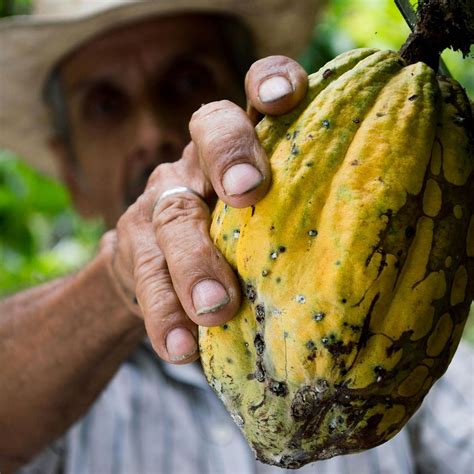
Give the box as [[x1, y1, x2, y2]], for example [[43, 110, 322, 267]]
[[222, 163, 263, 196], [192, 279, 230, 315], [166, 327, 198, 361], [258, 76, 293, 103]]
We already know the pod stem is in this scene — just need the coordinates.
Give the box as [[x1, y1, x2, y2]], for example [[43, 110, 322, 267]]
[[399, 0, 474, 70]]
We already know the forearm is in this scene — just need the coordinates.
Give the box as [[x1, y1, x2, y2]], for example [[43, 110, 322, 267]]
[[0, 249, 145, 470]]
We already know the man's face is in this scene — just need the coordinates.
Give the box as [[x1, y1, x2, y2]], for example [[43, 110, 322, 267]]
[[55, 15, 245, 227]]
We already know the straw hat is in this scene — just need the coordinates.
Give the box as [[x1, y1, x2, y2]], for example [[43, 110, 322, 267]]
[[0, 0, 322, 178]]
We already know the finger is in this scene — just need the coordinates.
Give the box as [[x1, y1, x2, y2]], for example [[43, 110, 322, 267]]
[[153, 189, 241, 328], [116, 195, 199, 364], [189, 100, 271, 208], [136, 244, 199, 365], [245, 55, 308, 116]]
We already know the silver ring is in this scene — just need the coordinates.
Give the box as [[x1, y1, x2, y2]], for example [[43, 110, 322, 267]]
[[154, 186, 206, 211]]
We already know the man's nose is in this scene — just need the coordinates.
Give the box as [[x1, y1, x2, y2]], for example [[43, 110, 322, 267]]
[[132, 103, 185, 163]]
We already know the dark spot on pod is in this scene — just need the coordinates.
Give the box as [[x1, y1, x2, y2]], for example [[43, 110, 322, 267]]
[[313, 312, 325, 321], [315, 379, 329, 393], [222, 234, 228, 241], [405, 225, 415, 238], [222, 324, 229, 330], [341, 298, 347, 304], [268, 380, 288, 397], [322, 119, 330, 129], [408, 94, 418, 101], [270, 225, 275, 231], [279, 456, 301, 470], [326, 339, 353, 356], [350, 324, 361, 332], [374, 365, 387, 382], [376, 112, 385, 117], [323, 68, 333, 79], [306, 340, 316, 350], [335, 260, 341, 266], [276, 277, 281, 283], [261, 269, 269, 277], [305, 162, 314, 167], [307, 133, 314, 139], [340, 368, 348, 375], [321, 337, 329, 345], [307, 353, 317, 361], [279, 246, 286, 253], [255, 304, 265, 323], [291, 143, 299, 155], [224, 204, 228, 211], [292, 130, 299, 139], [226, 357, 233, 364], [246, 373, 255, 380], [352, 118, 360, 124], [351, 159, 359, 166], [270, 251, 278, 260], [133, 296, 138, 305], [251, 205, 256, 217], [308, 229, 318, 237], [285, 132, 291, 140], [291, 386, 318, 420], [453, 115, 466, 126], [328, 419, 337, 432], [245, 284, 257, 303], [343, 322, 349, 327], [254, 334, 265, 355], [255, 360, 265, 382]]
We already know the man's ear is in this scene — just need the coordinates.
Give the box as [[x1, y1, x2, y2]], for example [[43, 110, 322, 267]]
[[48, 136, 97, 219]]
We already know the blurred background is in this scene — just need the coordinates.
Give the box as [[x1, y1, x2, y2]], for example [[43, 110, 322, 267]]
[[0, 0, 473, 342]]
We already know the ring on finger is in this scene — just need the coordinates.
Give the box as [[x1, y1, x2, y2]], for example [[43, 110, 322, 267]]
[[153, 186, 207, 214]]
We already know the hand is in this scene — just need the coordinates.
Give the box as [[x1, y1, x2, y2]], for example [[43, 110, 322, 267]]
[[105, 56, 308, 364]]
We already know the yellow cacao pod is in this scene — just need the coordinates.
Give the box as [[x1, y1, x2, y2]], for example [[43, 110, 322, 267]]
[[199, 49, 474, 468]]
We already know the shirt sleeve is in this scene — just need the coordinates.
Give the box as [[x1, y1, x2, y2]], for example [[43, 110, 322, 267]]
[[16, 438, 65, 474], [407, 341, 474, 474]]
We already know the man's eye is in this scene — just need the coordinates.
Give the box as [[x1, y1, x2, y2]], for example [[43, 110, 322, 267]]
[[168, 61, 218, 100], [83, 84, 129, 122]]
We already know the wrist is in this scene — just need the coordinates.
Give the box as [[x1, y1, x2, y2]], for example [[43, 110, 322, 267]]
[[90, 236, 144, 331]]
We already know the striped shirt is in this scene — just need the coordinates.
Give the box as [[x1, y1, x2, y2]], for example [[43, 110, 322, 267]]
[[20, 341, 474, 474]]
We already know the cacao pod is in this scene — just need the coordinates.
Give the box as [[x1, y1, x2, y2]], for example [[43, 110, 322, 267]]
[[199, 48, 474, 468]]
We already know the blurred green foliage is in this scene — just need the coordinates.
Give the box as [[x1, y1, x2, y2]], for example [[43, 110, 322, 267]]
[[0, 150, 103, 295], [0, 0, 473, 342]]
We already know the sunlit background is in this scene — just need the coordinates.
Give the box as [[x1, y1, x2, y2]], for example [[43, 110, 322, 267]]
[[0, 0, 473, 342]]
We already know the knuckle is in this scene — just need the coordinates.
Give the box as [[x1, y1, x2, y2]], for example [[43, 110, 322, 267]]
[[154, 194, 209, 231], [148, 162, 172, 183], [134, 247, 166, 285], [191, 99, 235, 123]]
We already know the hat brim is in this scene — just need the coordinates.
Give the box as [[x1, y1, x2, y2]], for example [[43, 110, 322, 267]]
[[0, 0, 320, 178]]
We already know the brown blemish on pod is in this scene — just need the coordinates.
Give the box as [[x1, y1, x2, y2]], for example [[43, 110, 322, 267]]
[[467, 217, 474, 257], [450, 265, 468, 305], [426, 312, 453, 357], [430, 139, 442, 175], [323, 68, 333, 79]]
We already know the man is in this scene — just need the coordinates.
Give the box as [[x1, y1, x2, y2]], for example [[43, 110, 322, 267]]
[[0, 1, 472, 473]]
